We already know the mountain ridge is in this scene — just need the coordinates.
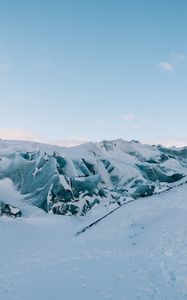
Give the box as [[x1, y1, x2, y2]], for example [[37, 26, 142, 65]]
[[0, 138, 187, 216]]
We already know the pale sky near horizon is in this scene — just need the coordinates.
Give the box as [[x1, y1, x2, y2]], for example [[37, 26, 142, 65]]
[[0, 0, 187, 147]]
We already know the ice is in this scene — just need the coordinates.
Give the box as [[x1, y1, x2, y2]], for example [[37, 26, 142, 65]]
[[0, 139, 187, 216]]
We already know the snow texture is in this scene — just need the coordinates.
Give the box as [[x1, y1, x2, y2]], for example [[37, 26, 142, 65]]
[[0, 182, 187, 299], [0, 139, 187, 299]]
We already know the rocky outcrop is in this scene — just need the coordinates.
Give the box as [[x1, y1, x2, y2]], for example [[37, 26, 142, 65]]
[[0, 201, 22, 218]]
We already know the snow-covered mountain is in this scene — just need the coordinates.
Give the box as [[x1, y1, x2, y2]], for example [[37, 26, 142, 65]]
[[1, 139, 187, 300], [0, 138, 187, 216], [1, 177, 187, 300]]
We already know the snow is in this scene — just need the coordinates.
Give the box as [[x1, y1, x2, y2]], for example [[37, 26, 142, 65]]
[[0, 178, 45, 218], [0, 138, 187, 298], [1, 183, 187, 299], [0, 140, 61, 154]]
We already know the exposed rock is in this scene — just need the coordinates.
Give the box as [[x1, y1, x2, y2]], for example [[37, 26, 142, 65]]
[[0, 201, 22, 218]]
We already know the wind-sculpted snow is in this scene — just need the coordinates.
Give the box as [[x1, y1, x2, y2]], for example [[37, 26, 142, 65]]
[[0, 139, 186, 216]]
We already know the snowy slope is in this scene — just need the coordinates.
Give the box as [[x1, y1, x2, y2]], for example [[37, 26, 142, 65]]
[[0, 183, 187, 299], [0, 139, 187, 216]]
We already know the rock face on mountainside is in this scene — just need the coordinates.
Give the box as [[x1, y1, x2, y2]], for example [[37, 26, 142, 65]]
[[0, 201, 22, 218], [0, 139, 186, 216]]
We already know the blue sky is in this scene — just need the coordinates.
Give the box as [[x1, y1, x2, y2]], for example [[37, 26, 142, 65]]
[[0, 0, 187, 146]]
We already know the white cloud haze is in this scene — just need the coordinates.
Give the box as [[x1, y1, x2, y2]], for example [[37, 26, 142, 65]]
[[157, 62, 174, 72]]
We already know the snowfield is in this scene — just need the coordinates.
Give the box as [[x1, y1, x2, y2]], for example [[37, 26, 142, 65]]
[[1, 182, 187, 300]]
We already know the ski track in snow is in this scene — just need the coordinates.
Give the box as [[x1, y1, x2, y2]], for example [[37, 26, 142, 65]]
[[1, 184, 187, 299]]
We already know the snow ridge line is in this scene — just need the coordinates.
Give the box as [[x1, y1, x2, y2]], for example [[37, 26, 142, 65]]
[[75, 199, 135, 236], [75, 179, 187, 236]]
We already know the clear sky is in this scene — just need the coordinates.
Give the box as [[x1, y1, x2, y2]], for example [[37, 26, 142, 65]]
[[0, 0, 187, 146]]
